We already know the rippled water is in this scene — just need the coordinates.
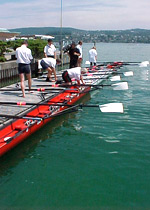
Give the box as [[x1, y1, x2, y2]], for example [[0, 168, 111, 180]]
[[0, 43, 150, 209]]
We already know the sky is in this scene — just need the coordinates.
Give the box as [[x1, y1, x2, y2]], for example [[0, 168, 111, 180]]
[[0, 0, 150, 30]]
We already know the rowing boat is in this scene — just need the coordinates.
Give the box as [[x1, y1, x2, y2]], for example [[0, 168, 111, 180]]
[[0, 66, 114, 157]]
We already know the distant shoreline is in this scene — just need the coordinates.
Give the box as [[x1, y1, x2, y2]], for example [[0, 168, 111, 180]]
[[9, 27, 150, 44]]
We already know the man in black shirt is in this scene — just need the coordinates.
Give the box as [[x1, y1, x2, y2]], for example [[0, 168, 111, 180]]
[[67, 42, 80, 68]]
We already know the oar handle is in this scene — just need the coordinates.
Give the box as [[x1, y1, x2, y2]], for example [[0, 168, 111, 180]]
[[0, 114, 42, 121]]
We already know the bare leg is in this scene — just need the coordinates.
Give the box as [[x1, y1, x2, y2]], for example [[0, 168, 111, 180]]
[[26, 73, 32, 90], [51, 67, 57, 81], [19, 73, 25, 98], [77, 58, 82, 67], [47, 67, 52, 79], [90, 62, 93, 70]]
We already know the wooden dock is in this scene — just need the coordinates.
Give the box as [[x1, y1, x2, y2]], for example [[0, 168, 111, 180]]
[[0, 74, 64, 127]]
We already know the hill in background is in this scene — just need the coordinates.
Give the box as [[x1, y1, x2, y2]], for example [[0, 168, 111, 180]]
[[9, 27, 150, 43]]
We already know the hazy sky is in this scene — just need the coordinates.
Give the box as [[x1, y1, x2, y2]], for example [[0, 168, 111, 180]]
[[0, 0, 150, 30]]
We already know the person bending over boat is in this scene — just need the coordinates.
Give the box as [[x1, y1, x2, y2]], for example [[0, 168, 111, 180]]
[[16, 40, 33, 98], [40, 57, 57, 82], [89, 46, 97, 69], [66, 42, 81, 68], [62, 67, 85, 85]]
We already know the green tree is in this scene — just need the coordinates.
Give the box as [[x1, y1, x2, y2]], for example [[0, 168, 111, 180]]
[[7, 39, 47, 58], [7, 39, 24, 50], [0, 41, 8, 62], [0, 39, 52, 62], [28, 39, 47, 58]]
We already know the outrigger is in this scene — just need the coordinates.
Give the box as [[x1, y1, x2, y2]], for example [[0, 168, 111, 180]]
[[0, 65, 130, 157]]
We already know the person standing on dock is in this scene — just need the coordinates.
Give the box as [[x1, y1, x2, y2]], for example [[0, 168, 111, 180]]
[[89, 46, 97, 69], [16, 40, 33, 98], [76, 41, 83, 67], [44, 39, 56, 59], [40, 57, 57, 82], [67, 42, 81, 68]]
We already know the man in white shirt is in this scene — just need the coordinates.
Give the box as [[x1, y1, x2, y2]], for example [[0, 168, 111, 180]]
[[44, 39, 56, 59], [76, 41, 83, 67], [62, 67, 85, 85], [89, 46, 97, 69], [40, 57, 57, 82], [16, 40, 33, 98]]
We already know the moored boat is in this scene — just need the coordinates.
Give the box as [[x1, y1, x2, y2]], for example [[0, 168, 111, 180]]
[[0, 67, 111, 157]]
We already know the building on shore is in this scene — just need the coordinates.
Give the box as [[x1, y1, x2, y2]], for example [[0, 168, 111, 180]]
[[0, 28, 20, 41], [0, 28, 56, 41]]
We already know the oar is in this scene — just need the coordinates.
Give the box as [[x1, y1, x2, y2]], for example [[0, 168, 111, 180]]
[[111, 82, 128, 90], [86, 60, 149, 67], [99, 103, 123, 113], [49, 103, 124, 113], [0, 88, 78, 93], [85, 61, 123, 66], [108, 75, 121, 81], [0, 101, 124, 113], [35, 82, 128, 90], [56, 82, 129, 90], [83, 75, 121, 81], [0, 101, 69, 106], [0, 102, 124, 143], [86, 70, 133, 77], [139, 61, 149, 67], [0, 114, 42, 121], [96, 61, 140, 65], [121, 61, 149, 67], [122, 71, 134, 76]]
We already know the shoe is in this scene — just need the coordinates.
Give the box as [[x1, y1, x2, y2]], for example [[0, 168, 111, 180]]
[[45, 77, 51, 82], [55, 79, 63, 84], [15, 83, 20, 88]]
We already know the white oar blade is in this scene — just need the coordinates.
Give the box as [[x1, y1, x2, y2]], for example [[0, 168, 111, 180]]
[[99, 103, 124, 113], [112, 82, 128, 90], [123, 71, 133, 76], [85, 61, 90, 65], [110, 75, 121, 81], [139, 61, 149, 67]]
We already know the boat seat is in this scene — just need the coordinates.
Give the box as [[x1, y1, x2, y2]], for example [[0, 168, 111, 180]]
[[65, 89, 79, 93], [39, 110, 50, 115], [15, 125, 28, 131]]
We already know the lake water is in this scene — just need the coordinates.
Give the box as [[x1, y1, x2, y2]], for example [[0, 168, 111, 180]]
[[0, 43, 150, 209]]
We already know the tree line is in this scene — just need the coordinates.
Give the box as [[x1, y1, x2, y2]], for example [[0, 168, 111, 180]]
[[0, 39, 47, 62]]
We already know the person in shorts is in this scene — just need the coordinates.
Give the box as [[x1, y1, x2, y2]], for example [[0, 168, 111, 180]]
[[16, 40, 33, 98], [44, 39, 56, 59], [62, 67, 86, 85], [40, 57, 57, 82]]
